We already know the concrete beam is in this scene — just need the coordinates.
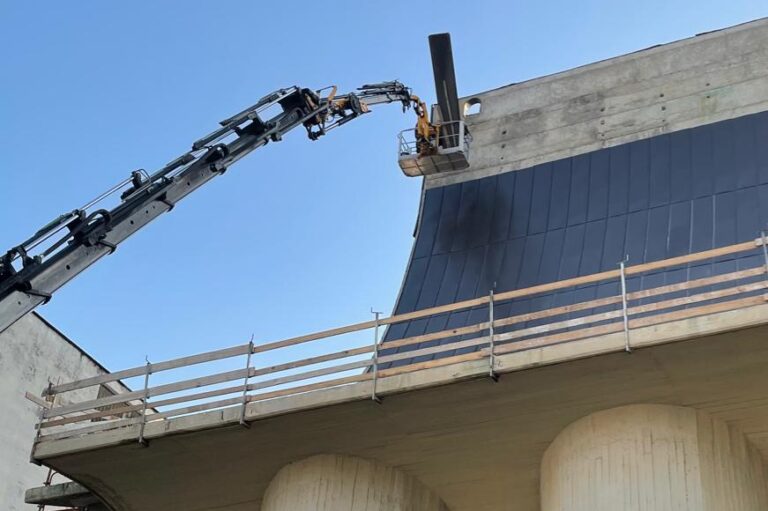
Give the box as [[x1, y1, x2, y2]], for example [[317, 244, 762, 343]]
[[25, 481, 100, 507]]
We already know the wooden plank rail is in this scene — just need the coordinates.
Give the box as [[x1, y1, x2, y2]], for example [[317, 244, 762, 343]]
[[249, 239, 763, 357], [627, 267, 765, 300], [495, 294, 768, 355], [40, 384, 248, 429], [32, 238, 768, 441], [379, 337, 491, 365], [41, 413, 146, 441], [382, 267, 766, 355], [48, 343, 253, 395], [493, 280, 768, 345], [248, 359, 371, 392], [40, 346, 376, 427], [253, 345, 373, 377], [46, 367, 253, 418]]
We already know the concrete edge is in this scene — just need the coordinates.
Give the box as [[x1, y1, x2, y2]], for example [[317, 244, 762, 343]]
[[25, 481, 99, 506], [426, 102, 768, 189], [456, 17, 768, 103]]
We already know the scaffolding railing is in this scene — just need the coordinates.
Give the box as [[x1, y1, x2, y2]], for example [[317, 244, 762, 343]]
[[28, 236, 768, 444]]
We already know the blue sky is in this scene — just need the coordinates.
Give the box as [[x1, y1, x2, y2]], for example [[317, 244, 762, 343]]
[[1, 0, 766, 371]]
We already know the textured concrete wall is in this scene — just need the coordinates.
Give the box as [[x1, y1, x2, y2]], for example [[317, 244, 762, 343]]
[[541, 404, 768, 510], [0, 313, 108, 511], [427, 18, 768, 188], [262, 454, 449, 511], [697, 410, 768, 510]]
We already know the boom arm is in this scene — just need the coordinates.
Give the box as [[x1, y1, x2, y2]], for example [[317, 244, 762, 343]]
[[0, 81, 424, 333]]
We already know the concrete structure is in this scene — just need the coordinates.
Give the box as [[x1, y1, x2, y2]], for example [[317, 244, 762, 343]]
[[541, 405, 768, 510], [261, 454, 448, 511], [429, 17, 768, 189], [26, 316, 768, 510], [22, 17, 768, 511], [0, 313, 118, 510], [381, 17, 768, 368]]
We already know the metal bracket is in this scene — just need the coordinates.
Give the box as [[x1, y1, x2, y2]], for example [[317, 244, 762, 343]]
[[239, 336, 254, 427], [158, 196, 175, 212], [371, 309, 383, 404], [618, 256, 631, 353], [24, 287, 52, 304], [97, 239, 117, 254]]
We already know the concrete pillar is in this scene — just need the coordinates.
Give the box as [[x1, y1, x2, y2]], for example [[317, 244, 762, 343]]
[[261, 454, 449, 511], [541, 404, 768, 511]]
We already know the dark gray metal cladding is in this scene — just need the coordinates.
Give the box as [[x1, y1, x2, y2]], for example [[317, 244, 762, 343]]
[[380, 111, 768, 367], [429, 33, 461, 148]]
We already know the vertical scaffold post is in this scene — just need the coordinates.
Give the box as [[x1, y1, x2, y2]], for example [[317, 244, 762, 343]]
[[239, 335, 254, 427], [619, 256, 631, 353], [138, 359, 152, 446], [371, 309, 382, 404], [29, 381, 53, 465], [761, 231, 768, 283], [488, 289, 498, 381], [36, 382, 53, 436]]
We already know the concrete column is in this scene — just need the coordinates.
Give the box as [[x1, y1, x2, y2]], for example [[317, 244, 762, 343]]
[[261, 454, 449, 511], [541, 404, 768, 511]]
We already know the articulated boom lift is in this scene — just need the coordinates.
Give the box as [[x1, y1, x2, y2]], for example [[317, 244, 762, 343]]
[[0, 81, 469, 334]]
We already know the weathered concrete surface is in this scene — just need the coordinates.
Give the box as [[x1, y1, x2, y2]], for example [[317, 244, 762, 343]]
[[24, 481, 101, 508], [0, 313, 112, 510], [32, 306, 768, 511], [541, 404, 768, 510], [262, 454, 449, 511], [427, 17, 768, 188]]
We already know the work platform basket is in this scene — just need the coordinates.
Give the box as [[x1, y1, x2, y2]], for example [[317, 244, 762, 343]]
[[397, 120, 472, 176]]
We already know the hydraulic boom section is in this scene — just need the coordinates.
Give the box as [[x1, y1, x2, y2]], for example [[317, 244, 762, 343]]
[[0, 81, 430, 334]]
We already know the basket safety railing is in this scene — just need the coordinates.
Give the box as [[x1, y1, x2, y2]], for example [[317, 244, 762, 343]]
[[28, 236, 768, 444], [397, 120, 471, 158]]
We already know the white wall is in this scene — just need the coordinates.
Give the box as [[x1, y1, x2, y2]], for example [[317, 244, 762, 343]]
[[0, 313, 109, 511]]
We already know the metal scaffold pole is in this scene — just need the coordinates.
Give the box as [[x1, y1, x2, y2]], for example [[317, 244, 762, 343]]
[[488, 289, 498, 381], [761, 231, 768, 282], [619, 257, 631, 353], [138, 359, 152, 446], [371, 309, 382, 404], [240, 335, 254, 427]]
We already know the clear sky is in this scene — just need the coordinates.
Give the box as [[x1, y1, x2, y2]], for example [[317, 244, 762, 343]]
[[1, 1, 766, 371]]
